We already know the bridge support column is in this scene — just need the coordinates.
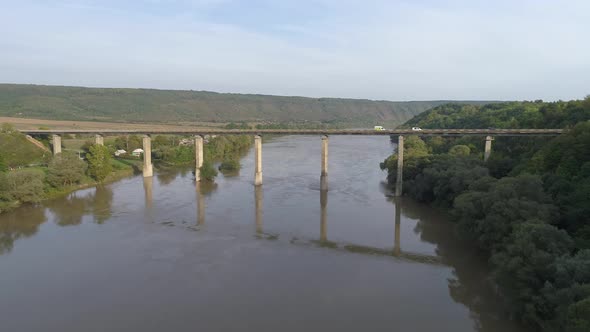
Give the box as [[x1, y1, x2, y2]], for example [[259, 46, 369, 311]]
[[321, 135, 328, 190], [95, 134, 104, 146], [254, 135, 262, 186], [51, 134, 62, 155], [142, 135, 153, 177], [395, 135, 404, 197], [484, 136, 493, 162], [195, 135, 203, 182]]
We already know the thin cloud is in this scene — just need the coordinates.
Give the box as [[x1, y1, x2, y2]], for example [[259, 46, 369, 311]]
[[1, 0, 588, 100]]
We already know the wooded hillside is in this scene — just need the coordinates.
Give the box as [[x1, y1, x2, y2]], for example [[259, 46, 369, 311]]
[[0, 84, 490, 127]]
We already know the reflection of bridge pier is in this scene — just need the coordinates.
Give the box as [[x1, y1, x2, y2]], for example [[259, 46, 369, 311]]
[[255, 186, 263, 234], [143, 176, 153, 209], [320, 188, 328, 242], [197, 184, 205, 226], [394, 198, 401, 255]]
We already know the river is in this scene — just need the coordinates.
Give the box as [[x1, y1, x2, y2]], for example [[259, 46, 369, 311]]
[[0, 136, 524, 332]]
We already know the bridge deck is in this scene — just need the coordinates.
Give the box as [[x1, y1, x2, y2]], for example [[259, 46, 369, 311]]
[[21, 128, 565, 136]]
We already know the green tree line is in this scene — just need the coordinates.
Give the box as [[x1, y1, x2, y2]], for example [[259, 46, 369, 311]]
[[381, 98, 590, 331]]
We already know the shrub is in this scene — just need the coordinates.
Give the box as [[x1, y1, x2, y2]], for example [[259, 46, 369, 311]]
[[47, 152, 87, 187], [199, 161, 218, 181]]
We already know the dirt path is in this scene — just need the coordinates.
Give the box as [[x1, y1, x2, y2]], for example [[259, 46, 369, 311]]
[[0, 117, 223, 131]]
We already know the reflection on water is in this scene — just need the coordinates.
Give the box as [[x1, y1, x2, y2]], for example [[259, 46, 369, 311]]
[[0, 206, 46, 255], [143, 176, 153, 209], [320, 187, 327, 243], [0, 136, 523, 332], [394, 198, 401, 255], [255, 185, 262, 235], [197, 182, 205, 226]]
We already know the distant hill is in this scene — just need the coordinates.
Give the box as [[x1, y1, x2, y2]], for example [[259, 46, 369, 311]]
[[0, 84, 493, 128]]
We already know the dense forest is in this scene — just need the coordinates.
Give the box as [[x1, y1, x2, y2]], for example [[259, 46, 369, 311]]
[[381, 98, 590, 331], [0, 84, 492, 128]]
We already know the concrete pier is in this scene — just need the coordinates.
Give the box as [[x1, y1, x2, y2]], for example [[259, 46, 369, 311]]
[[254, 135, 262, 186], [142, 135, 153, 177], [195, 135, 204, 182], [320, 135, 328, 190], [95, 134, 104, 146], [395, 135, 404, 197], [52, 134, 62, 155], [320, 188, 328, 242], [484, 136, 493, 162], [255, 186, 263, 234]]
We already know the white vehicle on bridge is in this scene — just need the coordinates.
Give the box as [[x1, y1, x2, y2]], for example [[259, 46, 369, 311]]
[[411, 127, 423, 131], [374, 126, 385, 131]]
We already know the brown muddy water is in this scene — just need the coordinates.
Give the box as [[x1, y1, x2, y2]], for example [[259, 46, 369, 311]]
[[0, 136, 524, 332]]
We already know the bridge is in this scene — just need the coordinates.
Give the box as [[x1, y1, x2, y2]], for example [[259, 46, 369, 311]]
[[20, 128, 566, 196]]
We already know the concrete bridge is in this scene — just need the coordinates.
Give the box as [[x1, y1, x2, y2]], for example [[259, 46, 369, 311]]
[[20, 128, 565, 196]]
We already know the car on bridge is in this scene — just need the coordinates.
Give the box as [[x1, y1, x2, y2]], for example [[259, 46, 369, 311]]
[[411, 127, 422, 131], [374, 126, 385, 131]]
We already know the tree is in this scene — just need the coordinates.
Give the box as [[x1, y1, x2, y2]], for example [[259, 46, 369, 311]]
[[490, 222, 574, 326], [86, 144, 113, 182], [449, 145, 471, 156], [47, 152, 87, 187]]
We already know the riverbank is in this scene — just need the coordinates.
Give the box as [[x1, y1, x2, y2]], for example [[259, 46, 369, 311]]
[[0, 158, 141, 214]]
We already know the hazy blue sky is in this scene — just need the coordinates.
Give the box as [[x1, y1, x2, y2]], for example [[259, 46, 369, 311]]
[[1, 0, 588, 100]]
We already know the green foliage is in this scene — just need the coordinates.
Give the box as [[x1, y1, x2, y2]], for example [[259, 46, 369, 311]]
[[380, 97, 590, 330], [204, 135, 252, 161], [152, 135, 174, 148], [47, 152, 87, 188], [86, 144, 113, 182], [225, 122, 250, 129], [219, 159, 240, 171], [0, 153, 7, 172], [154, 145, 194, 165], [0, 83, 493, 128], [0, 169, 45, 204], [449, 145, 471, 156], [199, 161, 217, 181], [112, 135, 142, 151]]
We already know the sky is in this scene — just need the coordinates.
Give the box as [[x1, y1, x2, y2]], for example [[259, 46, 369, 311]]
[[1, 0, 589, 101]]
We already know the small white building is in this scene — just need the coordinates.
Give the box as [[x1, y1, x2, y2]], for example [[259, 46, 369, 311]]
[[114, 149, 127, 157], [179, 138, 194, 146], [132, 148, 144, 157]]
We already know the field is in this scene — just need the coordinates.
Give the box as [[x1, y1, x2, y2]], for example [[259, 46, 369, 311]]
[[0, 116, 221, 131]]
